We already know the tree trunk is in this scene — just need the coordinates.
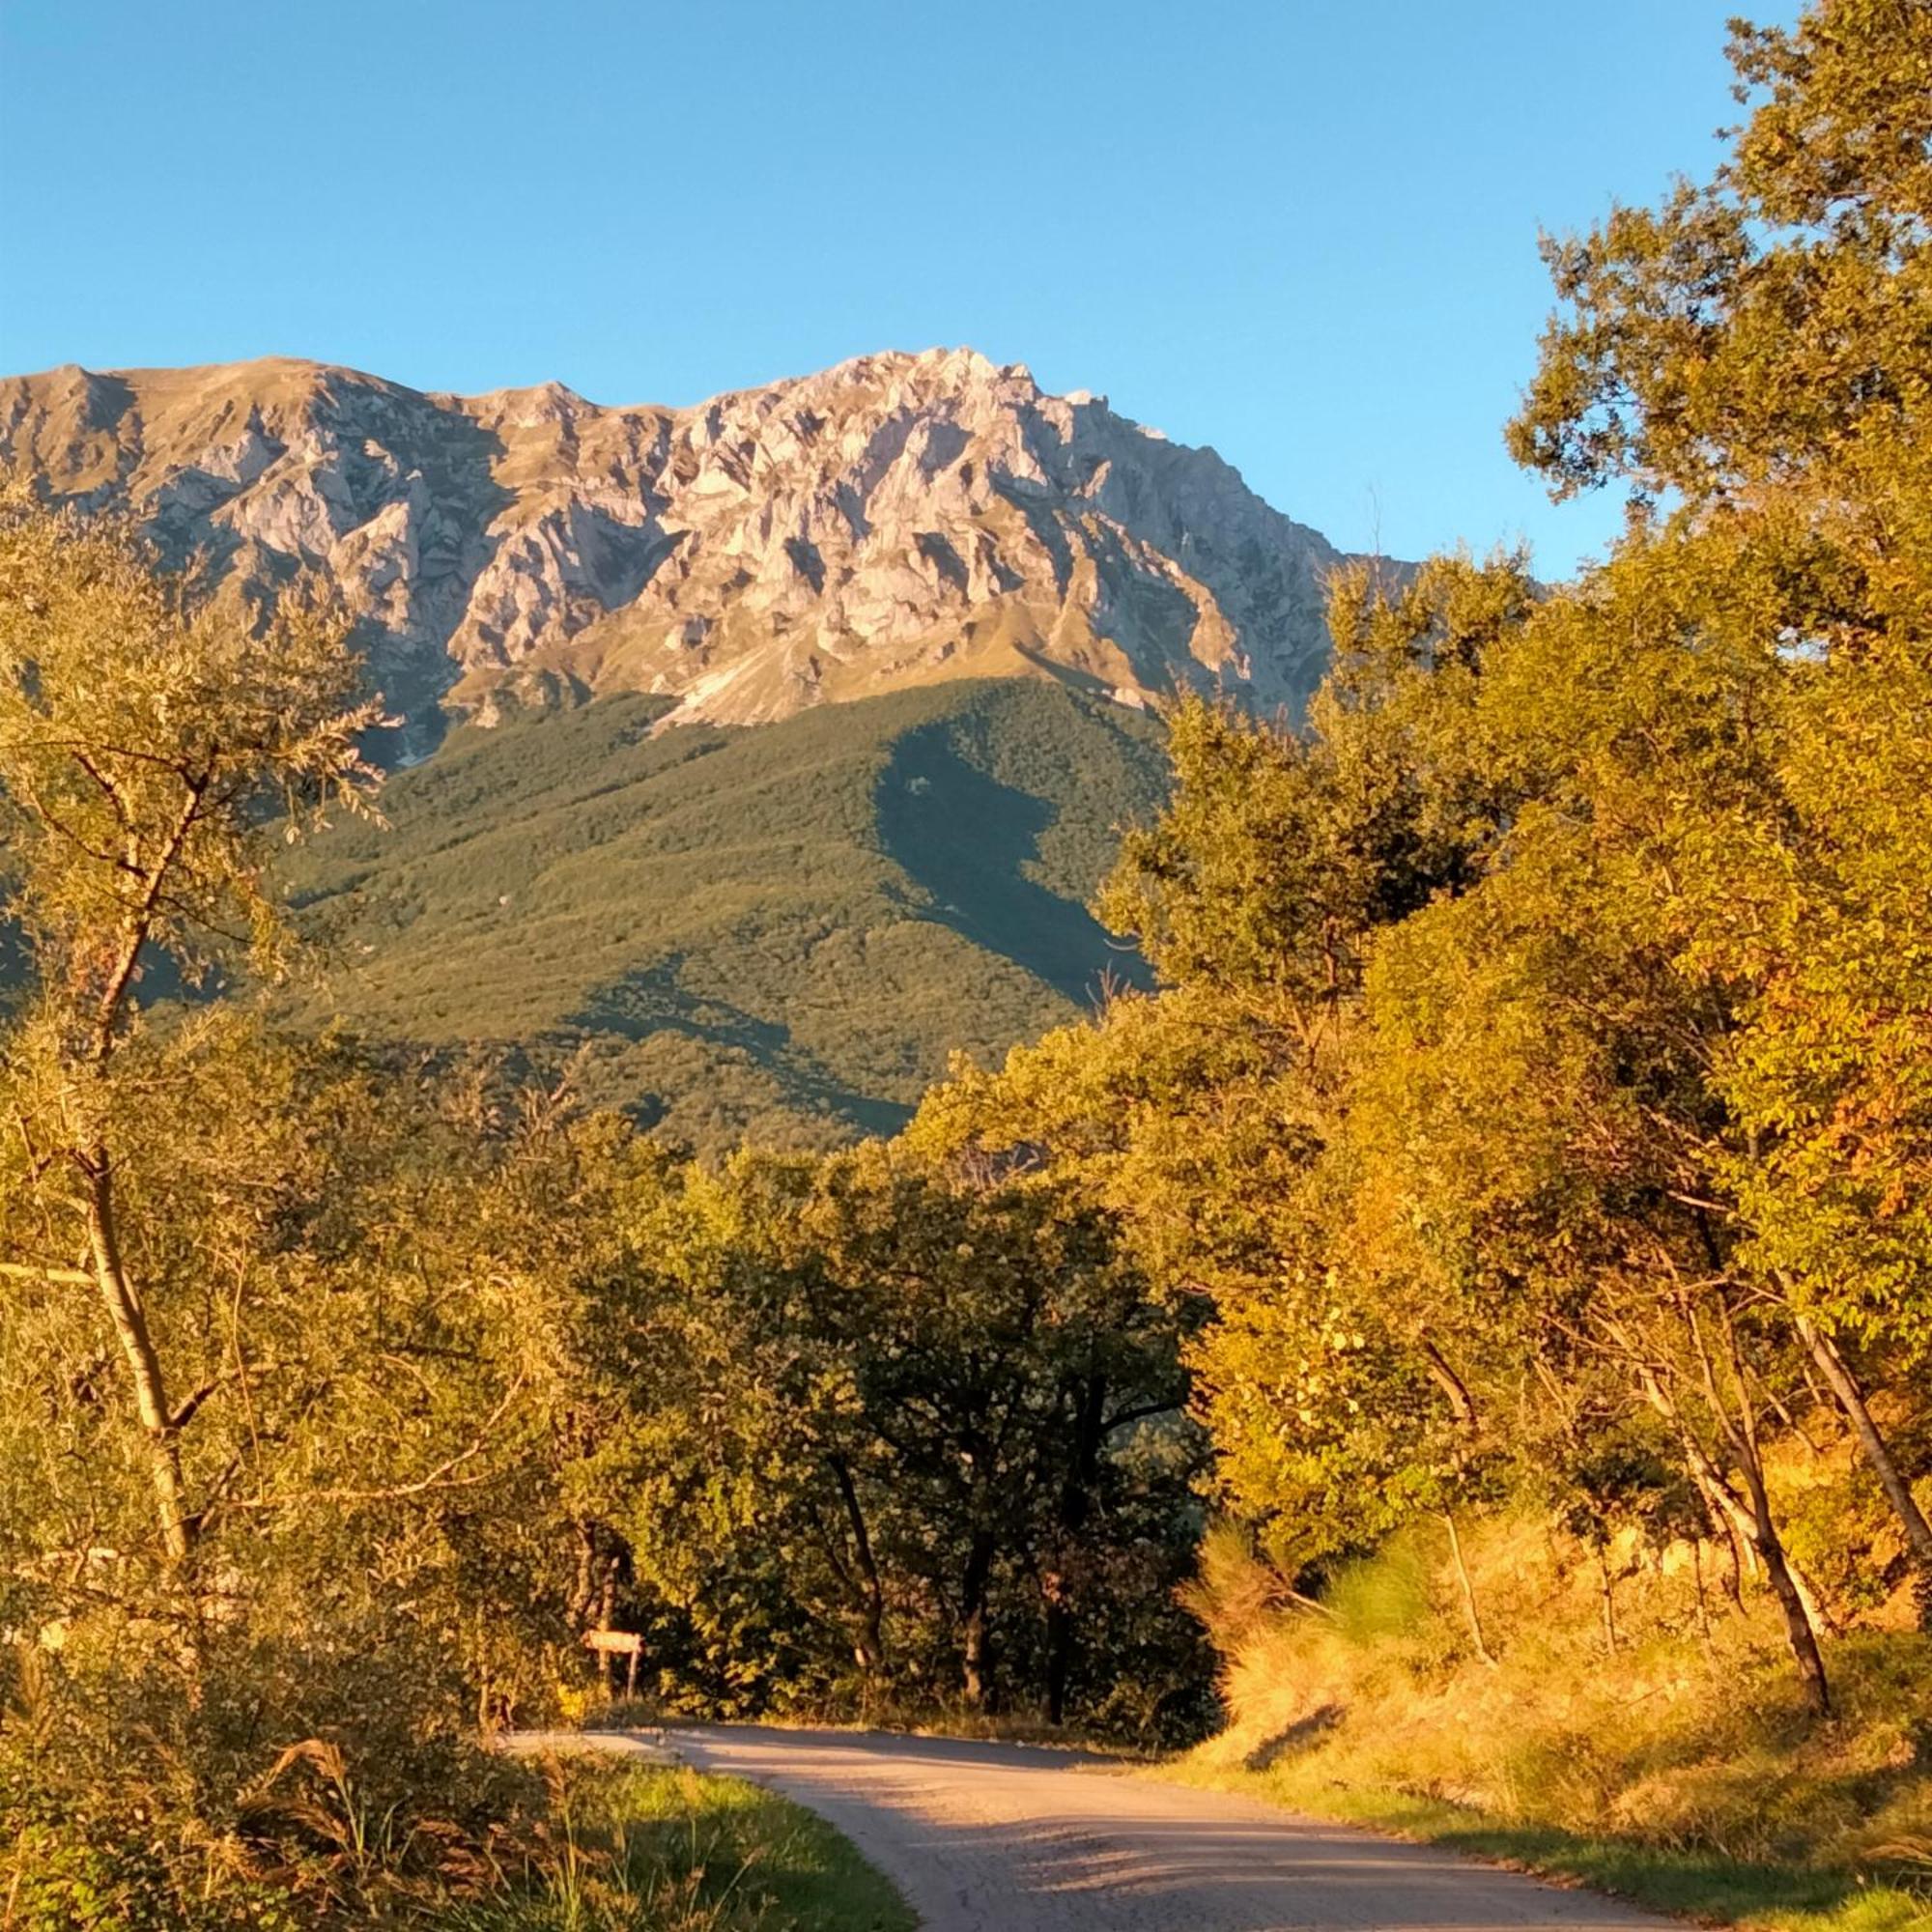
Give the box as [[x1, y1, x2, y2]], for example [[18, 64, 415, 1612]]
[[1800, 1317, 1932, 1630], [1042, 1377, 1107, 1726], [594, 1552, 620, 1697], [959, 1529, 997, 1710], [568, 1518, 599, 1628], [1597, 1546, 1618, 1655], [1666, 1392, 1833, 1693], [1734, 1436, 1833, 1716], [1690, 1538, 1717, 1653], [1702, 1452, 1833, 1623], [84, 1156, 193, 1572], [1440, 1511, 1496, 1667], [1420, 1337, 1478, 1431], [831, 1458, 888, 1679], [1681, 1450, 1747, 1602], [1044, 1597, 1072, 1727]]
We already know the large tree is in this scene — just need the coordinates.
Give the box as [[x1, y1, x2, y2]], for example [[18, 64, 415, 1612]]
[[0, 502, 383, 1582], [1509, 0, 1932, 1630]]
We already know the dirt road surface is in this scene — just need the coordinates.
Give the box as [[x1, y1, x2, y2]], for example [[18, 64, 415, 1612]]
[[648, 1724, 1669, 1932]]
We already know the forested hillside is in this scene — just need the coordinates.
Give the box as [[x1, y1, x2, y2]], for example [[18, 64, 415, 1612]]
[[278, 678, 1165, 1147]]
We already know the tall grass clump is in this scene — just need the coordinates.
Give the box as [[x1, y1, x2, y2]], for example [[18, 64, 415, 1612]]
[[449, 1762, 913, 1932]]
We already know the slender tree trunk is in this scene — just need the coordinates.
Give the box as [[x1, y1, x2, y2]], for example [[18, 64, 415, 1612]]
[[593, 1553, 620, 1697], [67, 806, 209, 1577], [1708, 1315, 1836, 1704], [1799, 1317, 1932, 1630], [83, 1154, 192, 1571], [959, 1529, 997, 1710], [1043, 1377, 1107, 1726], [1690, 1538, 1716, 1653], [568, 1520, 598, 1628], [1663, 1383, 1832, 1693], [1420, 1338, 1478, 1431], [1440, 1512, 1496, 1667], [1665, 1309, 1829, 1710], [1044, 1595, 1072, 1727], [1700, 1452, 1833, 1626], [1597, 1546, 1619, 1656], [831, 1458, 888, 1679], [1733, 1435, 1833, 1716], [1682, 1452, 1747, 1602]]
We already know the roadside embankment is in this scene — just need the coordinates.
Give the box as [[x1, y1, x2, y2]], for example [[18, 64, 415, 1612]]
[[1178, 1514, 1932, 1932]]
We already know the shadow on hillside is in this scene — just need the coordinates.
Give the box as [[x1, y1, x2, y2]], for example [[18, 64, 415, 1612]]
[[875, 725, 1149, 1008], [0, 916, 27, 997], [567, 958, 911, 1140], [1243, 1704, 1344, 1771]]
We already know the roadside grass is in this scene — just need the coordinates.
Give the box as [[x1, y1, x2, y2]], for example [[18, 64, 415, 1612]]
[[1174, 1510, 1932, 1932], [1161, 1758, 1930, 1932], [451, 1762, 913, 1932]]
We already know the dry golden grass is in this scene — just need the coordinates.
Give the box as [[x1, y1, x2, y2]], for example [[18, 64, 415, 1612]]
[[1180, 1490, 1932, 1930]]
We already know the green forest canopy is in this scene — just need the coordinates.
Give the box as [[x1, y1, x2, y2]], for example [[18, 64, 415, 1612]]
[[276, 676, 1166, 1149]]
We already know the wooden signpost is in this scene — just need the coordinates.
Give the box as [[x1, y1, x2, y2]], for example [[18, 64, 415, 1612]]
[[582, 1627, 643, 1698]]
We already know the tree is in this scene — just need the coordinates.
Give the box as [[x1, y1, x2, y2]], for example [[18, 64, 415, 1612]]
[[1509, 0, 1932, 640], [0, 506, 582, 1911], [0, 501, 383, 1584], [585, 1139, 1205, 1730], [795, 1144, 1198, 1717], [1509, 0, 1932, 1627]]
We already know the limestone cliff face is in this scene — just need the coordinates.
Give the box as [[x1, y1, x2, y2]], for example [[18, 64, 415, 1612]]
[[0, 347, 1368, 744]]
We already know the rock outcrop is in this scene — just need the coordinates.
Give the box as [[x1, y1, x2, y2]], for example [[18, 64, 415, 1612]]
[[0, 348, 1374, 747]]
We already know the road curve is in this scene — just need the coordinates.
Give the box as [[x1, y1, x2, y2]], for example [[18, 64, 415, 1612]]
[[652, 1723, 1669, 1932]]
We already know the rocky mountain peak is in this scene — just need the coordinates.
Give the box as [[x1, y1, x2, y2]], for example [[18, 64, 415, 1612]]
[[0, 348, 1382, 749]]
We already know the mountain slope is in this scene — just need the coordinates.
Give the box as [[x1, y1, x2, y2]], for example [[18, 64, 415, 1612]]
[[280, 679, 1164, 1149], [1, 348, 1365, 753], [0, 346, 1359, 1138]]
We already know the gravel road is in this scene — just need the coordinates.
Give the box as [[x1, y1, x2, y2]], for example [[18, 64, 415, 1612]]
[[649, 1723, 1670, 1932]]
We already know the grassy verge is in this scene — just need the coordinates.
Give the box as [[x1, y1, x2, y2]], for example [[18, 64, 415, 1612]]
[[453, 1762, 914, 1932], [1174, 1510, 1932, 1932], [1162, 1756, 1929, 1932], [570, 1634, 1932, 1932]]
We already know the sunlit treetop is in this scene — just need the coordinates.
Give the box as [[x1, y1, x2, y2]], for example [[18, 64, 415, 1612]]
[[1510, 0, 1932, 537]]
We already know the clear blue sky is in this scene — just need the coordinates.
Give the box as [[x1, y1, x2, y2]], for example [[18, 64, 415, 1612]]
[[0, 2, 1771, 576]]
